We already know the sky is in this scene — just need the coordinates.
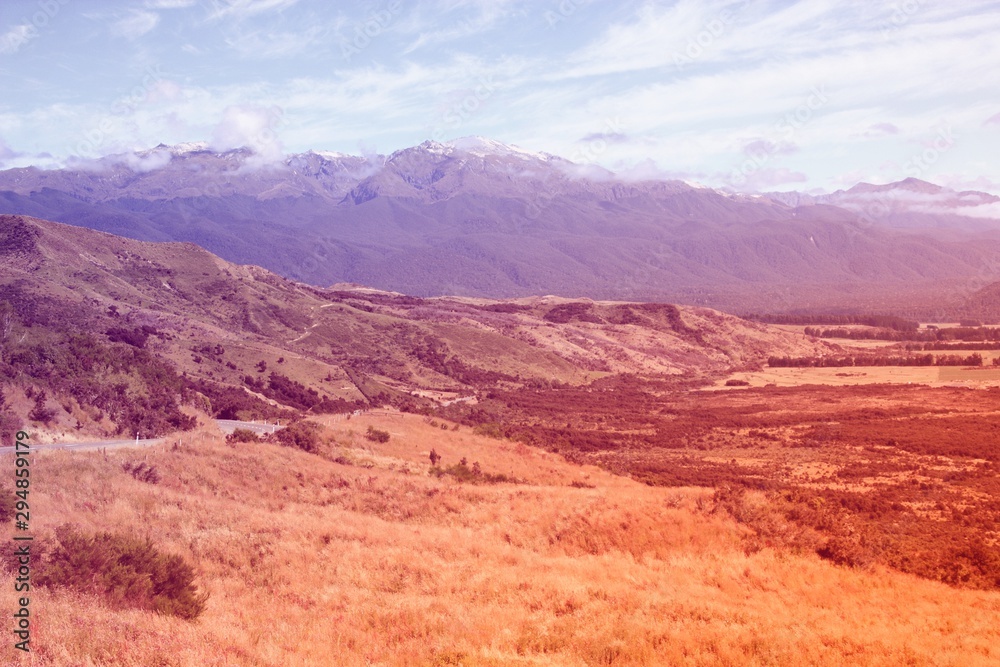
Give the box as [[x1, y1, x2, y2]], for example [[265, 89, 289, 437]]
[[0, 0, 999, 193]]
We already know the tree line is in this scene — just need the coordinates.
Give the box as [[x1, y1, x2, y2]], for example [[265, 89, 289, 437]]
[[767, 353, 984, 368]]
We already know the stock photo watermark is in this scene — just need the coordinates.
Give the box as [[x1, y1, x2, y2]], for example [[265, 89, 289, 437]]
[[429, 75, 497, 143], [69, 64, 166, 160], [672, 3, 750, 71], [0, 0, 70, 55], [729, 85, 828, 187], [879, 0, 923, 38], [341, 1, 403, 61]]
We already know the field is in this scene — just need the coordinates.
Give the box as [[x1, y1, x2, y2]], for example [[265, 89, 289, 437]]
[[714, 365, 1000, 388], [3, 412, 1000, 666], [441, 378, 1000, 593]]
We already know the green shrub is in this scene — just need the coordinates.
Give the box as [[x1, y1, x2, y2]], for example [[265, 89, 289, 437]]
[[122, 460, 161, 484], [268, 420, 323, 453], [35, 525, 207, 619], [0, 493, 15, 523], [226, 428, 260, 444], [365, 426, 390, 443], [430, 460, 518, 485]]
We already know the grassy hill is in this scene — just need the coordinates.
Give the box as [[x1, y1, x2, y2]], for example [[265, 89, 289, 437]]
[[2, 413, 998, 665], [0, 214, 832, 440]]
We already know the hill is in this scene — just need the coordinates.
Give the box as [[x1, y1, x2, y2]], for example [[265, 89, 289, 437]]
[[0, 214, 831, 439], [2, 141, 1000, 312], [2, 411, 999, 665]]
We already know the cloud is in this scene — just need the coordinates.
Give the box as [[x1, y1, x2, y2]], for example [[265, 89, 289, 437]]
[[210, 104, 285, 166], [112, 10, 160, 39], [732, 167, 809, 192], [401, 0, 523, 53], [579, 132, 628, 144], [0, 137, 23, 167], [120, 147, 173, 172], [984, 112, 1000, 127], [614, 158, 705, 183], [145, 0, 197, 7], [207, 0, 300, 21], [225, 26, 328, 58], [0, 24, 34, 55], [742, 138, 798, 158], [0, 138, 21, 161], [863, 122, 900, 137]]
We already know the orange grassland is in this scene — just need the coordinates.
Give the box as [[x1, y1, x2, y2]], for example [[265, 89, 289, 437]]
[[2, 412, 999, 666]]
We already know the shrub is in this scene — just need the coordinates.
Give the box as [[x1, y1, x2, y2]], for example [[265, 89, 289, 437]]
[[268, 420, 324, 453], [0, 493, 15, 523], [430, 459, 519, 484], [122, 460, 161, 484], [725, 379, 750, 387], [35, 525, 207, 619], [365, 426, 390, 443], [28, 390, 57, 424], [226, 428, 260, 444]]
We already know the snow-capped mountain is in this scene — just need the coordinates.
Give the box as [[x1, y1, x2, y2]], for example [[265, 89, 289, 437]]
[[1, 138, 999, 312]]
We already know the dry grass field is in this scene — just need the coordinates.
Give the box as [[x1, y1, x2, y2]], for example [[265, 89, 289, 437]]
[[2, 412, 999, 666], [713, 365, 1000, 389]]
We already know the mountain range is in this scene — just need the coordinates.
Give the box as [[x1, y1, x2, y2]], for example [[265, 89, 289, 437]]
[[2, 138, 999, 314]]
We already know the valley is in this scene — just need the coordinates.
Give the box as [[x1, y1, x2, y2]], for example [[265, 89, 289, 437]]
[[2, 213, 1000, 665]]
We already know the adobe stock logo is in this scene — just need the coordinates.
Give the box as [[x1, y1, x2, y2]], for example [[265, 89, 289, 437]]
[[69, 65, 166, 159], [729, 85, 828, 188], [672, 2, 750, 71], [0, 0, 70, 54], [341, 1, 403, 61], [429, 75, 497, 143]]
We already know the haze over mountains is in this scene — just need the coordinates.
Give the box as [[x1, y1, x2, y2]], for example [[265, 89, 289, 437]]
[[2, 138, 1000, 314]]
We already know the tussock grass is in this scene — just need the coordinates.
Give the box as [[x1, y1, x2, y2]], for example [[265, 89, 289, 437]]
[[1, 414, 998, 665]]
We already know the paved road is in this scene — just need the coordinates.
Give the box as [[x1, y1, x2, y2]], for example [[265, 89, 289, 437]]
[[215, 419, 284, 435], [0, 419, 284, 455], [0, 437, 166, 455]]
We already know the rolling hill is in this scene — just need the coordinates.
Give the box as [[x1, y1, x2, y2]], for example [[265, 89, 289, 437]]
[[0, 213, 832, 439]]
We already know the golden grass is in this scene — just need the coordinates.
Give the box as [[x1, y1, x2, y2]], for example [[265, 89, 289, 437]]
[[713, 365, 1000, 389], [2, 414, 999, 666]]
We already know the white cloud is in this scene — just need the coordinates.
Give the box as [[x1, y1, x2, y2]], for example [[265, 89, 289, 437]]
[[0, 24, 34, 55], [123, 147, 174, 172], [224, 26, 328, 58], [145, 0, 197, 7], [401, 0, 524, 53], [112, 11, 161, 40], [207, 0, 300, 21], [210, 104, 285, 166]]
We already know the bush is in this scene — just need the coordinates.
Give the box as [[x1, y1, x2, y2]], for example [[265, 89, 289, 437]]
[[725, 379, 751, 387], [226, 428, 260, 444], [35, 525, 207, 619], [365, 426, 390, 443], [268, 420, 324, 453], [0, 493, 15, 523], [122, 460, 161, 484], [28, 390, 57, 425], [430, 459, 518, 485]]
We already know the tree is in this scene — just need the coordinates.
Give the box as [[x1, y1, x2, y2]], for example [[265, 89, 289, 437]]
[[28, 390, 56, 424], [429, 448, 441, 467]]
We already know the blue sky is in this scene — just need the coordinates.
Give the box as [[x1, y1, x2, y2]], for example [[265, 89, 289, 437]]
[[1, 0, 999, 193]]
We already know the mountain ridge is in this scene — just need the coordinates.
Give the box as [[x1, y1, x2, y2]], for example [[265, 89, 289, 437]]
[[2, 140, 1000, 313]]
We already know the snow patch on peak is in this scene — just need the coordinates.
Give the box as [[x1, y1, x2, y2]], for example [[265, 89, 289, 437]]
[[170, 142, 210, 155], [311, 150, 349, 160], [445, 136, 548, 160]]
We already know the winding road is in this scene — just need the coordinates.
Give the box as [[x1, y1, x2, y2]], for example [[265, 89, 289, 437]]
[[0, 419, 283, 455]]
